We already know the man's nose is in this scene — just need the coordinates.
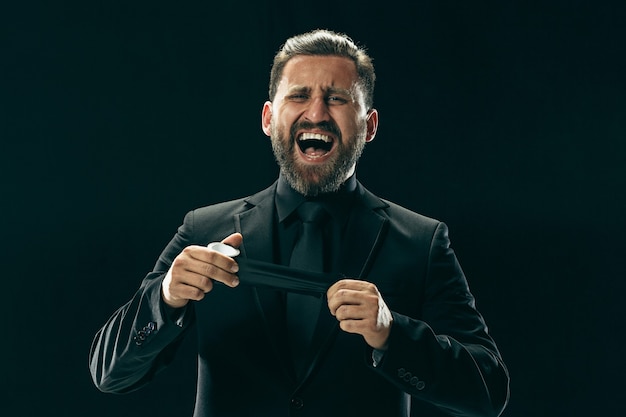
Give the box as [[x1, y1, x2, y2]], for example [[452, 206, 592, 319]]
[[303, 97, 330, 123]]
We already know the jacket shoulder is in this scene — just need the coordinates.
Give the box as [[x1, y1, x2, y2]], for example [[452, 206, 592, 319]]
[[191, 197, 250, 219], [189, 182, 277, 220], [381, 199, 441, 227], [358, 182, 441, 231], [357, 181, 440, 226]]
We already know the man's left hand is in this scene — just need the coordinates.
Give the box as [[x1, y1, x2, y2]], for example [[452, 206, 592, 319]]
[[327, 279, 393, 350]]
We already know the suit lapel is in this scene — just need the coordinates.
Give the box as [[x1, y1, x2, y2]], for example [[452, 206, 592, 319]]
[[234, 183, 295, 380], [235, 183, 276, 262], [335, 184, 389, 279]]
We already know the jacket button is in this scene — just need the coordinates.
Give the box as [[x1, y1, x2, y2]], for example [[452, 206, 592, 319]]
[[290, 397, 304, 409], [416, 380, 426, 391], [142, 323, 156, 335], [397, 368, 407, 378]]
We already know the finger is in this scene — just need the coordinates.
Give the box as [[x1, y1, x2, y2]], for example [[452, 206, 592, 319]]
[[327, 278, 376, 300], [184, 246, 240, 280], [168, 258, 215, 292], [221, 232, 243, 249], [162, 267, 213, 308], [178, 268, 215, 293], [200, 260, 239, 288], [170, 279, 212, 302], [171, 250, 238, 288], [335, 292, 380, 317], [328, 287, 379, 316], [206, 240, 241, 274], [328, 288, 360, 315], [334, 304, 367, 321], [338, 317, 374, 334]]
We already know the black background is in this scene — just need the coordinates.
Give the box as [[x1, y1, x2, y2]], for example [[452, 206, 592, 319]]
[[2, 1, 625, 416]]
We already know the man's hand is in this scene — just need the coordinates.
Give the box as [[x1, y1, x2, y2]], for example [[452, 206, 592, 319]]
[[327, 279, 393, 350], [161, 233, 243, 309]]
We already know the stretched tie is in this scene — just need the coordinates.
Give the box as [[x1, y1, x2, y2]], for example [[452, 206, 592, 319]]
[[286, 201, 328, 377]]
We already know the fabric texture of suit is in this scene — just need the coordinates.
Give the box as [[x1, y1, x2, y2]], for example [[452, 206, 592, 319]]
[[90, 180, 510, 417]]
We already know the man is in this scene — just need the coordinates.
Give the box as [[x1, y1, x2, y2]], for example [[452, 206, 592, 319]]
[[90, 29, 510, 416]]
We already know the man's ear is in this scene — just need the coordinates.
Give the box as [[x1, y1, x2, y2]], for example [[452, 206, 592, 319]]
[[261, 101, 273, 137], [365, 109, 379, 143]]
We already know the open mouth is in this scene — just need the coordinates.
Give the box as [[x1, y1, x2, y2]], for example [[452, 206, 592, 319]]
[[297, 132, 334, 158]]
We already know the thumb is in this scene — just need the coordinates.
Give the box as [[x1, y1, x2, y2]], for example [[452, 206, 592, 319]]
[[221, 232, 243, 249]]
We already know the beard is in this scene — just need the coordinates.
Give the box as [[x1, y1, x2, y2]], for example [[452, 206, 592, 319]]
[[270, 119, 367, 196]]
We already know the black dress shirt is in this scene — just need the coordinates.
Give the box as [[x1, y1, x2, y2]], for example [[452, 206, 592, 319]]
[[273, 173, 358, 273]]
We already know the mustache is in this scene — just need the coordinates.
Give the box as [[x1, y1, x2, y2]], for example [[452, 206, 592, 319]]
[[290, 120, 341, 140]]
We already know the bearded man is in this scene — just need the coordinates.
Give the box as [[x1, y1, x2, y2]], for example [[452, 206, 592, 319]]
[[90, 29, 510, 417]]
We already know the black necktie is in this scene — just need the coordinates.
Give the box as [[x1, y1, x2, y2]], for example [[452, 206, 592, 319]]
[[286, 201, 328, 377]]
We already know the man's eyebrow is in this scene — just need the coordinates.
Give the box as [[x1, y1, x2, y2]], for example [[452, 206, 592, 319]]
[[286, 85, 354, 97], [326, 86, 353, 97], [286, 85, 311, 94]]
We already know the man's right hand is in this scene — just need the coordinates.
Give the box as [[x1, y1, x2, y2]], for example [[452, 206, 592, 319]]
[[161, 233, 243, 308]]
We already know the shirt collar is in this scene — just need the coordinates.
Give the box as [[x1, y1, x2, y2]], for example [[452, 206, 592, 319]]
[[275, 173, 357, 224]]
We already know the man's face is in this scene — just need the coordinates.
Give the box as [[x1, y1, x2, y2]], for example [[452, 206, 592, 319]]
[[262, 55, 378, 196]]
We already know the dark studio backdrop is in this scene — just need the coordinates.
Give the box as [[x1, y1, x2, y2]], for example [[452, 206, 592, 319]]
[[2, 1, 625, 416]]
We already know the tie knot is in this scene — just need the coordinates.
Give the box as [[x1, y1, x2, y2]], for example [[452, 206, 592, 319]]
[[297, 201, 328, 224]]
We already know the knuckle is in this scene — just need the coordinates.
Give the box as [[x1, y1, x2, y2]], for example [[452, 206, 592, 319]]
[[204, 263, 217, 277], [206, 250, 221, 263], [172, 257, 186, 268], [338, 279, 351, 289], [191, 287, 205, 300], [340, 320, 356, 332], [198, 275, 211, 289], [337, 289, 350, 298]]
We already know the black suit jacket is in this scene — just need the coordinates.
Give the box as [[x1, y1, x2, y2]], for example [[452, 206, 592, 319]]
[[90, 180, 509, 417]]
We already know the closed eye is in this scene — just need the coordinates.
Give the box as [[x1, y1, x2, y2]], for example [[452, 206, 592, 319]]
[[327, 95, 348, 104], [287, 94, 309, 102]]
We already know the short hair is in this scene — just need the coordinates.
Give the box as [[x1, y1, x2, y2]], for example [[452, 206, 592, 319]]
[[268, 29, 376, 110]]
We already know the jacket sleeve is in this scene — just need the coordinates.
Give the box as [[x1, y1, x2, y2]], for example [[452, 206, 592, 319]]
[[89, 212, 197, 394], [369, 222, 510, 417]]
